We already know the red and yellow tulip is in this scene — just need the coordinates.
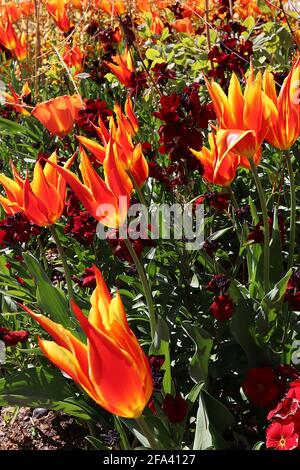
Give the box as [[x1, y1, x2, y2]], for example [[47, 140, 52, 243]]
[[263, 57, 300, 150], [0, 20, 27, 60], [105, 47, 135, 88], [77, 97, 148, 187], [22, 265, 153, 418], [206, 69, 271, 159], [63, 45, 84, 74], [2, 82, 31, 116], [45, 0, 71, 32], [47, 145, 132, 228], [0, 152, 74, 226], [32, 94, 84, 136], [190, 129, 259, 186]]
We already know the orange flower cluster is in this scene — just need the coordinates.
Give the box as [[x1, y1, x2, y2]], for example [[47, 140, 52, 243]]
[[193, 57, 300, 186]]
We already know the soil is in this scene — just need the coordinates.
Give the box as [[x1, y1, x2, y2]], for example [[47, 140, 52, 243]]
[[0, 406, 89, 450]]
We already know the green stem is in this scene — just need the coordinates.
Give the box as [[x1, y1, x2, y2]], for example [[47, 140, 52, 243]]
[[135, 415, 159, 450], [228, 185, 239, 211], [128, 170, 147, 207], [286, 153, 296, 270], [124, 238, 156, 339], [249, 158, 270, 293], [49, 225, 74, 301]]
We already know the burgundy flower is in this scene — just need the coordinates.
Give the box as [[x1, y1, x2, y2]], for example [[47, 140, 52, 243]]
[[242, 367, 280, 408], [163, 393, 188, 424], [76, 98, 113, 136], [73, 267, 97, 289], [149, 355, 165, 391], [0, 327, 29, 346], [209, 295, 234, 321], [0, 213, 41, 246], [195, 192, 230, 212], [206, 274, 230, 295], [152, 62, 176, 84]]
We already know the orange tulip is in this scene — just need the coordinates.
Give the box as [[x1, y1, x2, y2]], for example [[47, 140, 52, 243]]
[[206, 69, 271, 159], [63, 45, 84, 73], [0, 152, 74, 226], [22, 265, 153, 418], [32, 95, 84, 136], [150, 12, 164, 36], [0, 20, 27, 60], [47, 145, 132, 228], [173, 18, 195, 35], [77, 97, 148, 187], [263, 57, 300, 150], [45, 0, 71, 33], [136, 0, 151, 11], [2, 83, 31, 116], [97, 0, 125, 15], [190, 129, 258, 186], [105, 47, 135, 88]]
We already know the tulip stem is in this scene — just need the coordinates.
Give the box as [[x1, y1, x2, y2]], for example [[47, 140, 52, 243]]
[[135, 415, 160, 450], [286, 153, 296, 270], [49, 225, 74, 301], [128, 170, 148, 207], [249, 158, 270, 293], [124, 238, 156, 339]]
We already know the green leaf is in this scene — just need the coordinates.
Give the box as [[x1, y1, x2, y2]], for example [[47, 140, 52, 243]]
[[150, 316, 172, 394], [229, 294, 268, 366], [146, 48, 160, 60], [193, 393, 213, 450], [0, 117, 41, 142], [269, 206, 284, 284], [257, 0, 272, 13], [182, 322, 213, 383], [0, 367, 93, 420], [23, 252, 73, 329], [85, 436, 108, 450], [261, 269, 293, 311]]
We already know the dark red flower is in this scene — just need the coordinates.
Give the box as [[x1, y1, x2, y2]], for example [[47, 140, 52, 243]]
[[64, 192, 97, 244], [0, 213, 41, 246], [152, 62, 176, 84], [209, 294, 234, 321], [73, 267, 97, 289], [149, 355, 165, 391], [242, 367, 280, 408], [206, 274, 230, 295], [0, 327, 29, 346], [195, 192, 230, 212], [266, 421, 299, 450], [163, 393, 188, 424], [76, 98, 112, 136]]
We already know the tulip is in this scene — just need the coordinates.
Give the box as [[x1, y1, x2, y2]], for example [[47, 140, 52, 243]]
[[0, 20, 27, 60], [190, 129, 257, 186], [22, 265, 153, 418], [206, 69, 271, 159], [63, 45, 84, 74], [150, 12, 164, 36], [0, 152, 74, 226], [47, 145, 132, 228], [173, 18, 195, 35], [45, 0, 71, 33], [263, 57, 300, 150], [105, 47, 135, 88], [77, 97, 148, 187], [32, 95, 84, 136], [2, 83, 30, 116], [97, 0, 125, 15]]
